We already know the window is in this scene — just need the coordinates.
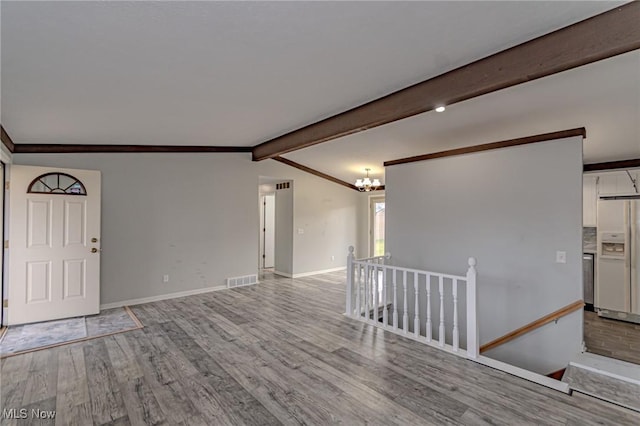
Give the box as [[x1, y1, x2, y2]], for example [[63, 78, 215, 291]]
[[27, 173, 87, 195], [370, 196, 385, 257]]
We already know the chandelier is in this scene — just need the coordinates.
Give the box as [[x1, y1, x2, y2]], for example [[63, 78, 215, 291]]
[[355, 168, 381, 192]]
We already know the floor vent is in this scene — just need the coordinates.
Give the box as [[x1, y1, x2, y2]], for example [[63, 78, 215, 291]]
[[226, 274, 259, 289]]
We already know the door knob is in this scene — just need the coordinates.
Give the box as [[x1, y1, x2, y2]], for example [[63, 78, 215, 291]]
[[91, 248, 99, 253]]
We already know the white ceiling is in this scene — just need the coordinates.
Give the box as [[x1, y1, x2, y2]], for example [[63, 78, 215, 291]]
[[285, 50, 640, 184], [0, 1, 621, 141], [1, 0, 627, 150]]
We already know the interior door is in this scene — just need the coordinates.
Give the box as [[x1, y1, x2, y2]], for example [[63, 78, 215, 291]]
[[632, 200, 639, 314], [9, 165, 101, 325], [263, 194, 275, 268]]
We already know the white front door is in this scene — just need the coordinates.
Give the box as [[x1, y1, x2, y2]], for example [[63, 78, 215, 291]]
[[9, 165, 101, 325]]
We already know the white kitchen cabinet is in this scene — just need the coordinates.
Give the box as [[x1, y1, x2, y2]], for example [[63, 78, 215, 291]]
[[584, 170, 639, 227], [620, 170, 639, 194], [583, 174, 598, 226], [597, 171, 639, 196]]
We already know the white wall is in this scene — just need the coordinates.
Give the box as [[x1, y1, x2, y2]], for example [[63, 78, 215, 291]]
[[12, 153, 359, 305], [274, 183, 293, 275], [385, 136, 583, 374]]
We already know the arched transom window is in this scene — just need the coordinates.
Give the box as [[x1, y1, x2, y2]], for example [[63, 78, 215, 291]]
[[27, 173, 87, 195]]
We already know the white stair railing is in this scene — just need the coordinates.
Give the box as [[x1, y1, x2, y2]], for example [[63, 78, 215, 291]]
[[346, 246, 478, 360]]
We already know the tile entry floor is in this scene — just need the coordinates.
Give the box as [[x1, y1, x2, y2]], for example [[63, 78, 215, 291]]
[[0, 307, 140, 357]]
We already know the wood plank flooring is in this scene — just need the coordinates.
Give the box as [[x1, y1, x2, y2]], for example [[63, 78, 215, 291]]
[[2, 270, 640, 425], [562, 365, 640, 412], [584, 310, 640, 365]]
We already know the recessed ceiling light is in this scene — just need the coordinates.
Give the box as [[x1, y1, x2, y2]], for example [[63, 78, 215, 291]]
[[435, 106, 446, 112]]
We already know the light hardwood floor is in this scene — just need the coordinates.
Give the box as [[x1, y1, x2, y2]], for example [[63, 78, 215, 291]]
[[2, 271, 639, 425]]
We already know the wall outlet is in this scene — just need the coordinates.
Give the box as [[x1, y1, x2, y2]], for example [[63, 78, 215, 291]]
[[556, 251, 566, 264], [163, 274, 169, 283], [331, 255, 335, 261]]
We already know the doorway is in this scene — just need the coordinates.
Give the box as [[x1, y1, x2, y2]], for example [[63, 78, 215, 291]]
[[258, 177, 294, 277], [582, 171, 640, 366], [369, 196, 385, 257], [0, 163, 4, 327], [260, 193, 275, 269]]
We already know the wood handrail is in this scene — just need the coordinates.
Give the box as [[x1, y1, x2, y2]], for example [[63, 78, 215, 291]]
[[480, 300, 584, 354]]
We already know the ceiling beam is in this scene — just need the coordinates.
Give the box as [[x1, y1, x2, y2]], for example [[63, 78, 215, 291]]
[[1, 125, 15, 153], [384, 128, 586, 167], [584, 158, 640, 172], [272, 156, 359, 191], [12, 144, 252, 154], [252, 2, 640, 161]]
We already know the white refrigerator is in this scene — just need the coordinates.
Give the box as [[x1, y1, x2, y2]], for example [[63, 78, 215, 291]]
[[596, 195, 640, 322]]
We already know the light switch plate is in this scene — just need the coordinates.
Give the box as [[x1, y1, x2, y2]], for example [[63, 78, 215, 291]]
[[556, 251, 567, 264], [297, 228, 304, 234]]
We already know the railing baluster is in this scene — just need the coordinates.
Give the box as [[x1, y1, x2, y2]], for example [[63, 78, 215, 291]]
[[346, 246, 354, 316], [355, 264, 361, 318], [360, 264, 364, 320], [426, 274, 432, 342], [365, 264, 370, 321], [402, 270, 408, 334], [414, 272, 420, 337], [439, 275, 445, 347], [393, 269, 398, 330], [466, 258, 478, 359], [370, 264, 375, 323], [453, 279, 459, 352], [373, 264, 379, 324], [382, 266, 388, 328]]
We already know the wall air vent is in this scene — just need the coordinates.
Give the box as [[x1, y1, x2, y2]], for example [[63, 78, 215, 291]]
[[226, 274, 259, 289], [276, 182, 290, 190]]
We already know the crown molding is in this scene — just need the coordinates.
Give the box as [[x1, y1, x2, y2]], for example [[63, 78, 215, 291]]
[[273, 156, 359, 191], [384, 128, 586, 167], [12, 144, 252, 154], [1, 126, 15, 153]]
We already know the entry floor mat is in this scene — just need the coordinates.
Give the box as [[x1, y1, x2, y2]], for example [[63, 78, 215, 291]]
[[0, 306, 143, 358]]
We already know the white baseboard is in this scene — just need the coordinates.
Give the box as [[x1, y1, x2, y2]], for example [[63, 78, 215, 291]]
[[100, 285, 228, 309], [292, 266, 346, 278], [476, 355, 571, 393], [273, 266, 346, 279]]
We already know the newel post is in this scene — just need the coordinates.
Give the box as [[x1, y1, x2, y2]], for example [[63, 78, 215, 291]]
[[346, 246, 355, 316], [466, 257, 479, 359]]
